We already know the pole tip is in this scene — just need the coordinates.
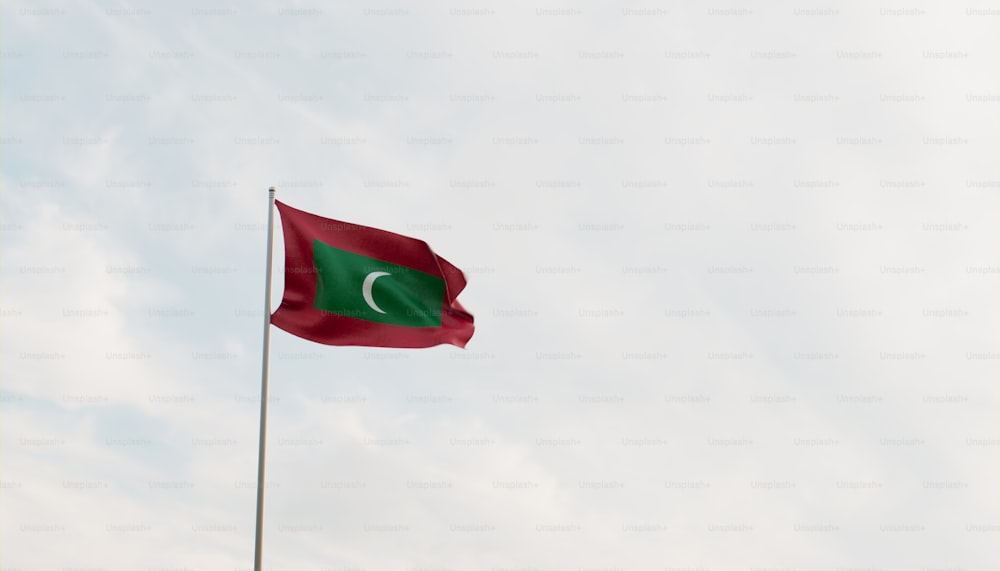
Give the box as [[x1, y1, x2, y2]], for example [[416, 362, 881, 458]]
[[268, 186, 276, 193]]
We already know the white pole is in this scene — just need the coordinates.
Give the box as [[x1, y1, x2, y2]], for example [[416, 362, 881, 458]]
[[253, 186, 276, 571]]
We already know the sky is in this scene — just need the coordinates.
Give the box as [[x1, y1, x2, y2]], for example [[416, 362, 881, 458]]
[[1, 1, 998, 570]]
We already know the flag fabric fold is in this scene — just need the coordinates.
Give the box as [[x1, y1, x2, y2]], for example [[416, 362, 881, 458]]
[[270, 200, 475, 348]]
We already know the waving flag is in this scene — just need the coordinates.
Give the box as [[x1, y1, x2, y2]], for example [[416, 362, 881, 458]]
[[269, 200, 475, 348]]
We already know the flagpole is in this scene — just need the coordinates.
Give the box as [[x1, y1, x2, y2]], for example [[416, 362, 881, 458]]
[[253, 186, 276, 571]]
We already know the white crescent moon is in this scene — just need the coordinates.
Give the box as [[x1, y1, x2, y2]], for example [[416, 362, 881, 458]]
[[362, 271, 391, 314]]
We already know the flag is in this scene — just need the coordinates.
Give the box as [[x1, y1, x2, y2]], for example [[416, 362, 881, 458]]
[[269, 200, 475, 348]]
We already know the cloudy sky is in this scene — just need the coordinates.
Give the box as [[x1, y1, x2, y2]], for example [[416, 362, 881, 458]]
[[1, 1, 998, 569]]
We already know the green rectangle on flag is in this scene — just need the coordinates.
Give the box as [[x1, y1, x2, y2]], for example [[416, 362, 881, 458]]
[[312, 239, 445, 327]]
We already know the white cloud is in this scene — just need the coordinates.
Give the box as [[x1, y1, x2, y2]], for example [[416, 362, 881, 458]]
[[1, 1, 998, 569]]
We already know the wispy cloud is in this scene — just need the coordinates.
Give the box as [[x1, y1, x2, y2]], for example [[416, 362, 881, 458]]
[[1, 0, 998, 569]]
